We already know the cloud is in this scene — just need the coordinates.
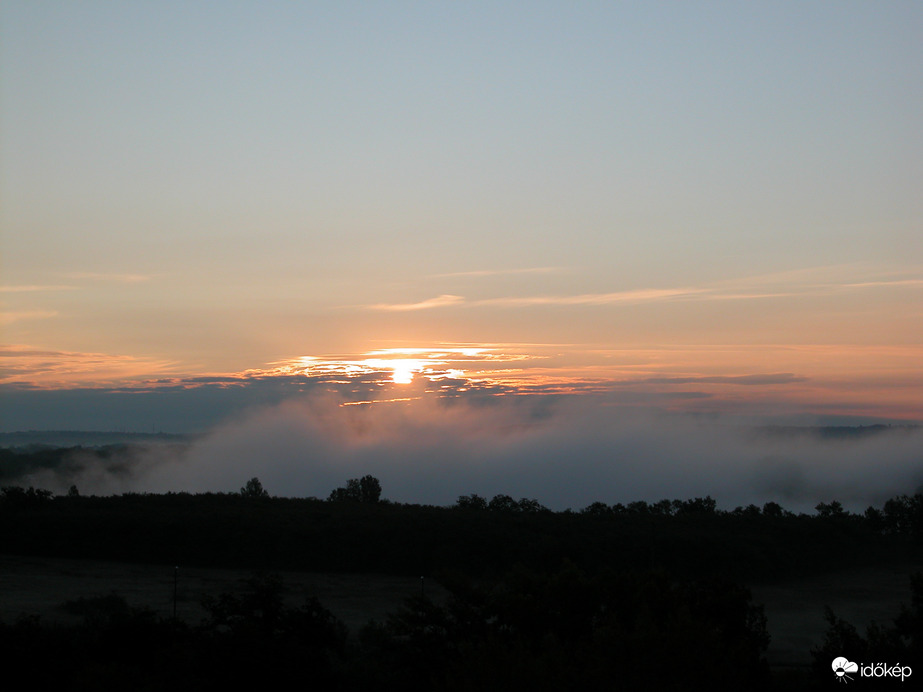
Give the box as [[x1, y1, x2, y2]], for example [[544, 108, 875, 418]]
[[370, 294, 465, 311], [0, 285, 75, 293], [367, 266, 923, 312], [430, 267, 567, 278], [0, 310, 59, 325], [63, 272, 153, 283], [637, 373, 808, 386], [365, 288, 708, 311], [715, 264, 923, 295], [474, 288, 709, 307], [0, 345, 177, 385], [6, 340, 914, 423], [470, 270, 923, 308], [0, 348, 68, 359], [363, 283, 814, 312], [0, 273, 154, 295], [843, 278, 923, 289]]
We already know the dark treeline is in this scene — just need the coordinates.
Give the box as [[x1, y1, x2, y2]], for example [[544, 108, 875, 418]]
[[1, 481, 921, 581]]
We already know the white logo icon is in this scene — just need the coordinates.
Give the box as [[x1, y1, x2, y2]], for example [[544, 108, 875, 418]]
[[832, 657, 858, 683]]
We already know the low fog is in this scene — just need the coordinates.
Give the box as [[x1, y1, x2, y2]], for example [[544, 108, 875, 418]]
[[20, 391, 923, 513]]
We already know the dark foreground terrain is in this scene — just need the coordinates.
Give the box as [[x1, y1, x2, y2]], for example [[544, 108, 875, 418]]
[[0, 554, 916, 667], [1, 484, 921, 690]]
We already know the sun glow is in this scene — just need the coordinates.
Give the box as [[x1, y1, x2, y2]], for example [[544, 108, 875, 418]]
[[259, 345, 532, 389], [363, 358, 428, 384]]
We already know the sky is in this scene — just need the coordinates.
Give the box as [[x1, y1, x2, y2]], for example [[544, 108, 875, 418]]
[[1, 2, 922, 504]]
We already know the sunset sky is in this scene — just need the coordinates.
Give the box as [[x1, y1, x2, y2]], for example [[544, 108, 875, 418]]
[[2, 1, 921, 433]]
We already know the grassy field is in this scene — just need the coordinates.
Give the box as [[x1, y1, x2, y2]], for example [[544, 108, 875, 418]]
[[751, 563, 920, 668], [0, 554, 445, 634], [1, 552, 918, 672]]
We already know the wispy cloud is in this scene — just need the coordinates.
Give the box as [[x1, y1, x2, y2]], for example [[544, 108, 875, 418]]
[[0, 285, 75, 293], [367, 288, 709, 311], [366, 266, 922, 313], [0, 310, 58, 325], [474, 287, 709, 307], [700, 292, 794, 301], [371, 294, 465, 311], [842, 279, 923, 289], [430, 267, 567, 278], [1, 274, 153, 293], [715, 264, 923, 293], [63, 272, 153, 283], [637, 373, 808, 386], [0, 273, 154, 298], [0, 344, 177, 385]]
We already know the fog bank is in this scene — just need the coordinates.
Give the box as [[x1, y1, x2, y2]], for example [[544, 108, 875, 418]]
[[24, 393, 920, 513]]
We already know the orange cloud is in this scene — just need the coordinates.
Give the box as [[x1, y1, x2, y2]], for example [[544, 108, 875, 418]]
[[0, 344, 179, 387], [370, 294, 465, 311]]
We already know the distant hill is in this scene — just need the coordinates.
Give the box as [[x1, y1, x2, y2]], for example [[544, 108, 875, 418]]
[[0, 430, 196, 448], [754, 424, 920, 440]]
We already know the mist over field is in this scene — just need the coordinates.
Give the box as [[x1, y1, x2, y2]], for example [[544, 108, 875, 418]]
[[16, 392, 922, 513]]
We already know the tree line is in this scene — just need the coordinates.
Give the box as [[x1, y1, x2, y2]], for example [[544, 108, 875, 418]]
[[9, 475, 922, 538], [0, 478, 919, 583]]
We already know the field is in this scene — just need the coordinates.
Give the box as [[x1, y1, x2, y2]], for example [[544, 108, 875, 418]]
[[751, 563, 920, 667], [0, 553, 445, 634], [1, 552, 917, 670]]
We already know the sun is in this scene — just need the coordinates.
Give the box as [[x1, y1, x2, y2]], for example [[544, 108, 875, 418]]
[[359, 357, 427, 384], [389, 359, 425, 384]]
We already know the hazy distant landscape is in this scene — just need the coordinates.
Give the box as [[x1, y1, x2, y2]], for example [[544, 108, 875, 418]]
[[2, 416, 921, 514]]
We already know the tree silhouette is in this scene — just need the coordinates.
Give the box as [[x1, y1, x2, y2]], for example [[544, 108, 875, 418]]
[[328, 475, 382, 503], [487, 494, 518, 512], [240, 477, 269, 498], [358, 474, 382, 503], [455, 493, 488, 510], [761, 501, 785, 518], [815, 500, 846, 518]]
